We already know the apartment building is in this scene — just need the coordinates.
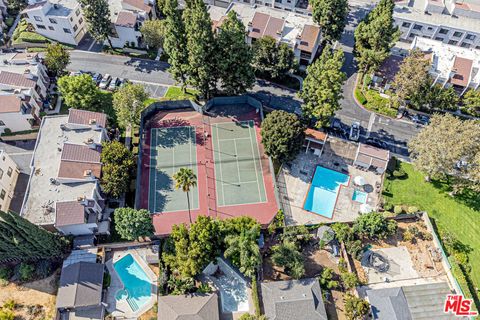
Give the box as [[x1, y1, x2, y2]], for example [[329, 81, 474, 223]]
[[394, 0, 480, 49], [411, 37, 480, 94], [21, 109, 110, 236], [22, 0, 87, 46], [206, 0, 311, 15], [209, 3, 321, 67], [108, 0, 157, 48], [0, 52, 49, 133], [0, 150, 20, 213]]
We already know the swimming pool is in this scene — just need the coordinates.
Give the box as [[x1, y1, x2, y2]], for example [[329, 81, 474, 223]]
[[352, 189, 368, 204], [113, 254, 152, 312], [303, 166, 350, 218]]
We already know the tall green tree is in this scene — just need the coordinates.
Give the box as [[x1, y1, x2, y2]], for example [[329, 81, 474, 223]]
[[462, 89, 480, 116], [57, 74, 100, 111], [252, 36, 295, 80], [344, 294, 370, 320], [78, 0, 114, 48], [261, 110, 305, 162], [216, 10, 255, 95], [353, 212, 397, 239], [163, 0, 189, 91], [140, 20, 165, 49], [271, 240, 305, 279], [408, 113, 480, 192], [114, 208, 153, 240], [354, 0, 399, 73], [173, 168, 197, 224], [183, 0, 216, 99], [100, 141, 136, 198], [0, 211, 68, 264], [311, 0, 348, 43], [224, 224, 261, 278], [300, 45, 346, 127], [112, 83, 149, 129], [44, 43, 70, 76]]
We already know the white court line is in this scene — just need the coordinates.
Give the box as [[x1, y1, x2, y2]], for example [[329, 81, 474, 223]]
[[214, 124, 226, 206], [152, 128, 158, 212], [247, 121, 262, 202], [233, 139, 242, 185], [216, 137, 251, 142]]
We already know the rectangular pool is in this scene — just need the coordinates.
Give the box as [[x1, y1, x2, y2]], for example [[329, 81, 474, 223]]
[[113, 254, 152, 313], [303, 166, 350, 218], [352, 189, 368, 204]]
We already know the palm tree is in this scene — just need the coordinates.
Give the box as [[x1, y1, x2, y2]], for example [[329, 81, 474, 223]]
[[173, 168, 197, 224], [224, 225, 261, 278]]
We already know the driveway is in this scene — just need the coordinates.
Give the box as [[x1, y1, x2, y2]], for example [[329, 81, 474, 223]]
[[76, 33, 103, 52], [131, 80, 168, 99]]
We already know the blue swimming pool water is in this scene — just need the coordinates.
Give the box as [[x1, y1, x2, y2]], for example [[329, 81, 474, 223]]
[[352, 189, 368, 204], [113, 254, 152, 312], [303, 166, 350, 218]]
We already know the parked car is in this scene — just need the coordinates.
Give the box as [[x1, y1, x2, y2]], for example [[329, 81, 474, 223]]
[[329, 118, 348, 138], [108, 77, 120, 91], [365, 138, 387, 149], [92, 73, 102, 85], [69, 71, 83, 77], [118, 78, 127, 88], [99, 74, 112, 89], [349, 121, 360, 141], [412, 114, 430, 126]]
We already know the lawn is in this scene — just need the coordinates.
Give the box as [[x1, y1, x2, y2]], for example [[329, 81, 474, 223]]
[[383, 162, 480, 304], [355, 87, 398, 118], [163, 86, 199, 101]]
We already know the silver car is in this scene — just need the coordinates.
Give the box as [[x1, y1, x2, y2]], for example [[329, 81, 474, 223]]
[[99, 74, 111, 90]]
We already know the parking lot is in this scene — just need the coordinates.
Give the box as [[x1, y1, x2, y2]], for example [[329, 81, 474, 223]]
[[131, 81, 167, 99]]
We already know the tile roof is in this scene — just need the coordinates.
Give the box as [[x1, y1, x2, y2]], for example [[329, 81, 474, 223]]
[[0, 71, 36, 88], [450, 56, 473, 87], [158, 293, 220, 320], [305, 128, 327, 143], [0, 95, 22, 113], [123, 0, 152, 13], [297, 25, 320, 53], [116, 10, 137, 27], [249, 12, 284, 40], [56, 262, 104, 309], [58, 143, 102, 180], [61, 143, 101, 163], [68, 109, 107, 128], [354, 143, 390, 171], [55, 200, 86, 227], [261, 278, 328, 320]]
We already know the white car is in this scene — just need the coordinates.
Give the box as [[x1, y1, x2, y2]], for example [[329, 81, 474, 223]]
[[349, 122, 360, 141], [99, 74, 112, 90]]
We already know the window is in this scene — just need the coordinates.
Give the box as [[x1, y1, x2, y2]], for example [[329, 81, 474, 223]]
[[49, 18, 57, 24], [408, 33, 418, 38], [34, 16, 42, 22], [48, 26, 54, 30], [0, 190, 6, 200], [435, 37, 444, 41], [439, 28, 449, 34], [73, 24, 78, 32], [36, 24, 46, 29], [465, 34, 476, 41], [448, 40, 458, 45], [427, 27, 433, 31], [6, 167, 12, 177], [460, 42, 471, 48], [75, 8, 81, 16], [63, 28, 71, 33], [402, 22, 411, 28], [413, 24, 423, 31], [453, 31, 463, 37], [70, 17, 73, 22], [79, 17, 84, 24], [0, 169, 3, 179]]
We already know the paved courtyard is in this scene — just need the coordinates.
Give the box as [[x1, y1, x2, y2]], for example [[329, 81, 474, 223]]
[[278, 136, 384, 226]]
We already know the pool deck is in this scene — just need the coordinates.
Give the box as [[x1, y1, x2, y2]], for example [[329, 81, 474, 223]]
[[278, 137, 384, 226], [105, 248, 158, 319]]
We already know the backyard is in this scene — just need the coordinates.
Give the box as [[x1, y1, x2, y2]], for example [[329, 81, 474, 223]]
[[382, 162, 480, 306]]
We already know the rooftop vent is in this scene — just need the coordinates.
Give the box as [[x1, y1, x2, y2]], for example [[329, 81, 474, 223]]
[[83, 170, 92, 177], [77, 196, 86, 202], [89, 119, 97, 125], [84, 138, 94, 144]]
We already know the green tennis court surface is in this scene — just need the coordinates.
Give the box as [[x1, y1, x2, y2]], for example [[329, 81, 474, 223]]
[[149, 126, 198, 213], [211, 120, 267, 206]]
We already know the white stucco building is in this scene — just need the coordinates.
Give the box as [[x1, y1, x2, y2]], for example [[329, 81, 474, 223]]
[[21, 109, 110, 236], [0, 150, 20, 212], [22, 0, 87, 46], [0, 52, 49, 134]]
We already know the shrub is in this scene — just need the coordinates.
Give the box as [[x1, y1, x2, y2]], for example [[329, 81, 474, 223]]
[[251, 277, 261, 317], [345, 239, 363, 260], [383, 203, 393, 212], [406, 206, 419, 214], [422, 232, 433, 241], [392, 168, 406, 178], [331, 223, 354, 243], [35, 260, 52, 278], [338, 258, 347, 273], [0, 267, 12, 281], [197, 282, 212, 294], [393, 205, 403, 215], [354, 88, 367, 105], [2, 299, 16, 310], [0, 309, 14, 320], [403, 230, 414, 243], [353, 212, 397, 239], [341, 272, 360, 289], [17, 31, 49, 43], [319, 267, 339, 290], [103, 272, 111, 289], [407, 226, 421, 237], [17, 263, 35, 282]]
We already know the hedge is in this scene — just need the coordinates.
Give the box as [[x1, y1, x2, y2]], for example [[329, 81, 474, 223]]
[[17, 31, 49, 44], [354, 88, 367, 105]]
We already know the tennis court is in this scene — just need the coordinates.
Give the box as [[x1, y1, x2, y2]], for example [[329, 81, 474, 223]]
[[211, 120, 267, 207], [148, 126, 199, 213]]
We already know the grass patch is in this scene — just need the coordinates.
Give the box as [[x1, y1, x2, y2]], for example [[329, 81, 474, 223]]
[[5, 17, 14, 28], [144, 97, 159, 106], [383, 162, 480, 305], [163, 86, 199, 101], [14, 31, 49, 44], [356, 86, 397, 118]]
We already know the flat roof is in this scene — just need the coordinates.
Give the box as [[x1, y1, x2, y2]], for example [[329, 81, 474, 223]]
[[21, 115, 103, 226]]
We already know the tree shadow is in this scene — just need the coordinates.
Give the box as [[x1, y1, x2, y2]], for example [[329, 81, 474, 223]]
[[123, 58, 170, 73]]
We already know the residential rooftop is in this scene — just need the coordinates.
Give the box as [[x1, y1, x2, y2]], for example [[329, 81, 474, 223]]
[[20, 111, 104, 226], [0, 95, 23, 113]]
